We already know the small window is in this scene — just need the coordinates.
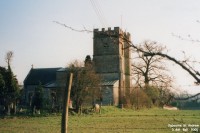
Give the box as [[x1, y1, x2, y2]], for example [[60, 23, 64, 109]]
[[104, 43, 109, 48]]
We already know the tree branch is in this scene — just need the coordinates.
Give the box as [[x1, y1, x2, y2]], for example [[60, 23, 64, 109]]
[[54, 22, 200, 84]]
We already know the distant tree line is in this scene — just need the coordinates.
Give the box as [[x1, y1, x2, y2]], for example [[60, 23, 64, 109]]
[[171, 92, 200, 110]]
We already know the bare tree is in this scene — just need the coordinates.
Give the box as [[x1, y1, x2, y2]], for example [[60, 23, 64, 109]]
[[5, 51, 13, 67], [132, 40, 173, 88], [54, 22, 200, 86], [68, 59, 101, 114], [116, 33, 200, 85]]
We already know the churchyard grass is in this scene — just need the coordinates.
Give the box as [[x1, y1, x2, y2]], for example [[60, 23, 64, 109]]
[[0, 107, 199, 133]]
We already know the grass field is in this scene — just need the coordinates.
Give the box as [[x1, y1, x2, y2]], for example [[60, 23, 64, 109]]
[[0, 107, 199, 133]]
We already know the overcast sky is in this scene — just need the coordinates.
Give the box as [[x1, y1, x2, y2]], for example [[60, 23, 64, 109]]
[[0, 0, 200, 94]]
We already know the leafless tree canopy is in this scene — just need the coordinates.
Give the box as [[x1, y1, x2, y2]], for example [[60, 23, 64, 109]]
[[67, 59, 101, 113], [5, 51, 13, 66], [132, 41, 173, 89]]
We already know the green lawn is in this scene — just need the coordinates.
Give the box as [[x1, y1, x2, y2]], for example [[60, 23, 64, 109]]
[[0, 107, 199, 133]]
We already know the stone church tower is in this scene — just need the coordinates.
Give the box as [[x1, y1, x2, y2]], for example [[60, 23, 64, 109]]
[[93, 27, 131, 106]]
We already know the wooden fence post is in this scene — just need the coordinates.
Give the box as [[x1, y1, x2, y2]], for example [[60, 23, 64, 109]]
[[61, 73, 73, 133]]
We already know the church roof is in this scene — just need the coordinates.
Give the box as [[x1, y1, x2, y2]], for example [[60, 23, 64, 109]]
[[57, 68, 68, 72], [24, 67, 62, 85], [101, 80, 119, 86], [44, 81, 58, 88]]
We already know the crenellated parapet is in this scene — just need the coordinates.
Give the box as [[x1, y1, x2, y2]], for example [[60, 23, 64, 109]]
[[94, 27, 121, 33], [94, 27, 130, 38]]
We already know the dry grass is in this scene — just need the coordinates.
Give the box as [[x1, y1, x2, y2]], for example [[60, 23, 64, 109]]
[[0, 107, 199, 133]]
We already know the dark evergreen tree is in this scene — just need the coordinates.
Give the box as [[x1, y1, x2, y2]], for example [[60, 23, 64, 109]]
[[4, 65, 19, 115], [0, 73, 5, 111], [31, 82, 43, 114], [0, 67, 7, 114], [84, 55, 92, 68], [0, 74, 5, 91], [0, 51, 20, 115]]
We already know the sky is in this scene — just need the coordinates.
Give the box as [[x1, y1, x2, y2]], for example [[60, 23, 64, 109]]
[[0, 0, 200, 94]]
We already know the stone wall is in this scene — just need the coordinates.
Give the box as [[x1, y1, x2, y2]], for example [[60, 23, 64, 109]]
[[93, 27, 131, 105]]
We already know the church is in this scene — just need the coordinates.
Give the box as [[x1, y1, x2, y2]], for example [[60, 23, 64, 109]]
[[23, 27, 132, 106]]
